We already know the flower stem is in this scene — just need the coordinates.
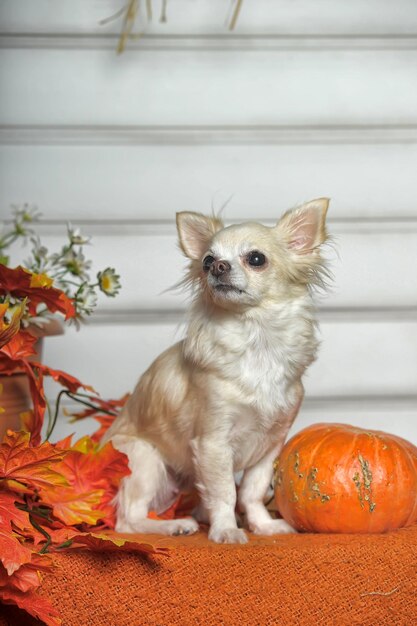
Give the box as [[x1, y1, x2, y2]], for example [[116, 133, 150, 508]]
[[46, 388, 70, 440], [66, 391, 118, 416], [29, 514, 52, 554], [46, 389, 118, 441]]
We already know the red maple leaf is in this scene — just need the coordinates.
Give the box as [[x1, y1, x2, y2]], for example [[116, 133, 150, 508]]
[[0, 265, 75, 319]]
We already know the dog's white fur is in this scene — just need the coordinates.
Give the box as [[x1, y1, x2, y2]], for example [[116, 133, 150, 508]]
[[103, 198, 330, 543]]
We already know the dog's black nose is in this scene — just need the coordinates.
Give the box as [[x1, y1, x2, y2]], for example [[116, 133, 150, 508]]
[[210, 260, 231, 277]]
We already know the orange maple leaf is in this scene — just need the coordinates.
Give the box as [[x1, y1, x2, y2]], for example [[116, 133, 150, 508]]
[[0, 529, 33, 577], [0, 493, 34, 576], [0, 492, 59, 625], [47, 527, 170, 556], [0, 551, 53, 594], [0, 330, 37, 361], [41, 437, 130, 527], [0, 431, 67, 494], [40, 486, 106, 526], [34, 362, 96, 394], [0, 584, 61, 626]]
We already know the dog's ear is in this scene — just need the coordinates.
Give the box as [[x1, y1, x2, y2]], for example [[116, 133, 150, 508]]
[[176, 212, 224, 260], [275, 198, 329, 254]]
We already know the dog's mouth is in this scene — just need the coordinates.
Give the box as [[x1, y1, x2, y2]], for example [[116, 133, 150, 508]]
[[213, 284, 244, 295]]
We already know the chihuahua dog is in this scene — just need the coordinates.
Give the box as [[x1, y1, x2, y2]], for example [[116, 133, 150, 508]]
[[103, 197, 330, 543]]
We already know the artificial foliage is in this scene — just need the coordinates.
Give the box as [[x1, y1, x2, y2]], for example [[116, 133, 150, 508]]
[[0, 264, 172, 625], [0, 205, 121, 328]]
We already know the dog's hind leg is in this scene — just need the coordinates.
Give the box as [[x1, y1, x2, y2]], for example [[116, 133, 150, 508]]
[[111, 436, 199, 536]]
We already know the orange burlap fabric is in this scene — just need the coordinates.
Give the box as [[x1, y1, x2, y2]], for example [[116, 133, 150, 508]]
[[2, 525, 417, 626]]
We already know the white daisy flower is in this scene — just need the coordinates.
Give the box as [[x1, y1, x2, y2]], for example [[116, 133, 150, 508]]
[[97, 268, 121, 297], [60, 248, 92, 278], [76, 285, 98, 315], [67, 223, 91, 246]]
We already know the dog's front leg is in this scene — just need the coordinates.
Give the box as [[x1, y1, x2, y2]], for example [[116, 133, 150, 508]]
[[238, 445, 296, 535], [191, 436, 247, 544], [238, 387, 304, 535]]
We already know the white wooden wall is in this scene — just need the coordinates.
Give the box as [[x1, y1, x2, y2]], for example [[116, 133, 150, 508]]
[[1, 0, 416, 442]]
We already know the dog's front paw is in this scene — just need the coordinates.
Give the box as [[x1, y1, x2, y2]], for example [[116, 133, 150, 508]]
[[251, 519, 297, 536], [209, 526, 248, 544], [169, 518, 200, 536]]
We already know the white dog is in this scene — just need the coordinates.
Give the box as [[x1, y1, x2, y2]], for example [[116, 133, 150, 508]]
[[103, 198, 330, 543]]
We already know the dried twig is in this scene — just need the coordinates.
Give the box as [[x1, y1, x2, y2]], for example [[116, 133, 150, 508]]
[[118, 0, 139, 54], [104, 0, 244, 53], [229, 0, 244, 31]]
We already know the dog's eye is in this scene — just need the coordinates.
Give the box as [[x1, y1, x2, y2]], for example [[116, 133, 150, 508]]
[[247, 251, 266, 267], [203, 255, 215, 271]]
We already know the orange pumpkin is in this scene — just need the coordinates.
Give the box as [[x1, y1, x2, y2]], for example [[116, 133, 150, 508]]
[[274, 423, 417, 533]]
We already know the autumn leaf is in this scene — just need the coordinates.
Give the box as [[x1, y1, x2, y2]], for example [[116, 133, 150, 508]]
[[0, 356, 95, 446], [0, 552, 54, 593], [68, 392, 129, 442], [90, 414, 116, 442], [0, 493, 35, 576], [30, 273, 53, 289], [0, 585, 61, 626], [22, 364, 46, 447], [0, 351, 47, 445], [34, 362, 95, 394], [53, 435, 73, 450], [40, 486, 106, 526], [0, 559, 41, 594], [0, 264, 75, 320], [48, 528, 170, 556], [20, 410, 34, 434], [148, 491, 200, 521], [42, 438, 130, 527], [0, 529, 33, 577], [0, 492, 32, 536], [0, 330, 37, 361], [0, 431, 67, 493], [0, 300, 26, 349], [19, 362, 95, 446], [0, 491, 60, 625]]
